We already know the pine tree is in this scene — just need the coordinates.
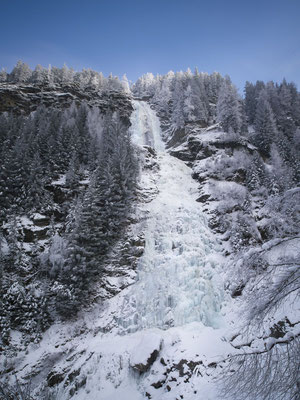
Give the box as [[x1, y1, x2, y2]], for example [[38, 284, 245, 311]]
[[268, 144, 293, 193], [191, 73, 209, 123], [246, 152, 267, 191], [0, 68, 7, 82], [25, 153, 50, 212], [254, 89, 277, 157], [9, 60, 32, 83], [121, 74, 131, 93], [31, 64, 47, 85], [0, 139, 27, 214], [171, 72, 185, 129], [217, 76, 242, 133], [65, 151, 80, 189], [183, 84, 195, 122], [278, 80, 295, 137], [244, 81, 257, 124], [74, 103, 90, 165]]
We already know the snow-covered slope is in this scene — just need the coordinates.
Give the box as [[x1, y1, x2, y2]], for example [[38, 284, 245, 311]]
[[2, 101, 232, 400]]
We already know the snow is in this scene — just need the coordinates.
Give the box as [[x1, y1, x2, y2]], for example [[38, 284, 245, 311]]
[[19, 215, 47, 231], [114, 153, 225, 333], [32, 213, 48, 221], [3, 100, 233, 400], [78, 178, 90, 185], [19, 214, 46, 232], [130, 332, 162, 368], [263, 237, 300, 264], [51, 174, 66, 185], [12, 319, 232, 400]]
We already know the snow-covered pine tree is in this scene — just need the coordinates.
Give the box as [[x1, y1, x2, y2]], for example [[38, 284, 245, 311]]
[[31, 64, 47, 85], [171, 72, 185, 129], [254, 88, 277, 157], [217, 76, 242, 133], [9, 60, 32, 83], [0, 68, 8, 82]]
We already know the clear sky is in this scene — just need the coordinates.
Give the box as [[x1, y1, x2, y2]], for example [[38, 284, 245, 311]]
[[1, 0, 299, 91]]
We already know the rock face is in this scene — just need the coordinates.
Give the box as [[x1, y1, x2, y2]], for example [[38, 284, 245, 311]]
[[130, 333, 163, 373], [0, 82, 133, 124]]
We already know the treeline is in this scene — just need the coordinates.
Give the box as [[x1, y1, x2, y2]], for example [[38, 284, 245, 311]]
[[133, 69, 224, 128], [0, 101, 137, 345], [0, 60, 130, 93]]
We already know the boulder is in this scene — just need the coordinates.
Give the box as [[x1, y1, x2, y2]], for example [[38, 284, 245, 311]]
[[130, 333, 163, 373]]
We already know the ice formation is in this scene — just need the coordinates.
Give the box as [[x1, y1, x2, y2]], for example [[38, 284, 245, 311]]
[[117, 101, 224, 333]]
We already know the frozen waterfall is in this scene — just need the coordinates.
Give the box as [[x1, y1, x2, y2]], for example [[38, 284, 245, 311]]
[[129, 100, 165, 152], [117, 101, 224, 333]]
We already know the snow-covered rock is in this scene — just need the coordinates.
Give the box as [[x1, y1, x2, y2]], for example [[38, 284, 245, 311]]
[[130, 332, 163, 373]]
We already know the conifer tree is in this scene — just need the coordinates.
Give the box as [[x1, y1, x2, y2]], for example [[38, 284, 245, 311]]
[[9, 60, 32, 83], [217, 77, 242, 133], [254, 89, 277, 157], [244, 81, 257, 124]]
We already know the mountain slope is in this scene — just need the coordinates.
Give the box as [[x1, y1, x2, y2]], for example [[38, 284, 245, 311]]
[[1, 100, 233, 400]]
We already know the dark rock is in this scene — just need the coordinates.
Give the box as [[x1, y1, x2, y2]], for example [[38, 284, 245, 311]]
[[192, 172, 207, 183], [132, 349, 160, 373], [45, 184, 66, 205], [130, 334, 163, 373], [208, 362, 217, 368], [196, 194, 211, 203], [23, 228, 35, 243], [67, 368, 81, 383], [231, 284, 245, 298], [0, 83, 133, 124], [32, 215, 50, 227], [257, 226, 270, 241], [270, 318, 291, 339], [130, 235, 145, 248], [188, 139, 216, 160], [169, 149, 194, 162], [131, 246, 145, 257], [47, 370, 65, 387], [170, 359, 203, 380], [166, 127, 187, 148], [151, 380, 165, 389], [160, 357, 167, 366], [225, 168, 247, 184], [35, 228, 48, 241], [77, 376, 87, 389], [143, 145, 157, 157], [133, 95, 152, 102]]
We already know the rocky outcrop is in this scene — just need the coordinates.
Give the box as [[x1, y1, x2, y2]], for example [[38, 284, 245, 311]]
[[0, 83, 133, 124], [130, 333, 163, 373]]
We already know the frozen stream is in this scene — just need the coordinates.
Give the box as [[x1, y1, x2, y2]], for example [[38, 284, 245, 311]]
[[117, 101, 224, 332]]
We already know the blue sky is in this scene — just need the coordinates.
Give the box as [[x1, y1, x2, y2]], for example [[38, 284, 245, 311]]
[[1, 0, 299, 91]]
